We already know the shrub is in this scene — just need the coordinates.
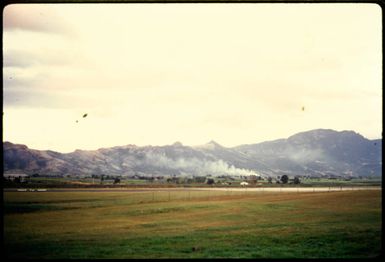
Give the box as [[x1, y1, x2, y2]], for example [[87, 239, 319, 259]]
[[280, 175, 289, 184]]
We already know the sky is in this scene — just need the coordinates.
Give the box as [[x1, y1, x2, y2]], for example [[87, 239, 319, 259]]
[[3, 3, 382, 153]]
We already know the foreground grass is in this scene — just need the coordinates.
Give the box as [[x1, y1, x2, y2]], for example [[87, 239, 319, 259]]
[[3, 190, 382, 258]]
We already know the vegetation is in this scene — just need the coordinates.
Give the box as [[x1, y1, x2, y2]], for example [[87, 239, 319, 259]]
[[280, 175, 289, 184], [3, 174, 381, 188], [3, 190, 381, 259], [113, 177, 121, 184]]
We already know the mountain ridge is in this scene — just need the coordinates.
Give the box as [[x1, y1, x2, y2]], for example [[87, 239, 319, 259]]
[[3, 129, 382, 178]]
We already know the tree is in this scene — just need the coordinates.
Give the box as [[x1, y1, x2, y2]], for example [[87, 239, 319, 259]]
[[206, 178, 215, 185], [293, 176, 301, 184], [113, 177, 121, 184], [267, 177, 273, 184], [280, 175, 289, 184], [194, 176, 207, 183]]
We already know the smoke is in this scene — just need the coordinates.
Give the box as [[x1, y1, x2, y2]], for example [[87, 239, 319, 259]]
[[143, 152, 258, 176], [287, 148, 325, 163]]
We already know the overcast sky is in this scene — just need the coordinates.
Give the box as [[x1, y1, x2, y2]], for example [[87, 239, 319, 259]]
[[3, 3, 382, 153]]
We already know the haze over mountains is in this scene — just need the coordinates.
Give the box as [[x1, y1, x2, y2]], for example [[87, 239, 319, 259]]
[[3, 129, 382, 178]]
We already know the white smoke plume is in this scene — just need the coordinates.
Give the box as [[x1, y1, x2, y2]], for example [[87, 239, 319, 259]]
[[143, 152, 258, 177]]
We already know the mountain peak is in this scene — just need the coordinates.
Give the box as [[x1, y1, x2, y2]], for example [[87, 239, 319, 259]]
[[207, 140, 223, 147], [195, 140, 224, 150], [288, 129, 337, 139], [288, 129, 365, 142], [207, 140, 219, 145], [3, 141, 28, 150], [172, 141, 183, 147]]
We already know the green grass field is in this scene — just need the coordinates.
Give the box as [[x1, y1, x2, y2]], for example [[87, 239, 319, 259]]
[[3, 190, 382, 258]]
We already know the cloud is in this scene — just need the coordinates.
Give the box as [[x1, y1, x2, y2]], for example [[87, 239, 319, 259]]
[[3, 4, 73, 36], [287, 148, 325, 163], [3, 50, 32, 68], [3, 87, 80, 109], [3, 49, 78, 68]]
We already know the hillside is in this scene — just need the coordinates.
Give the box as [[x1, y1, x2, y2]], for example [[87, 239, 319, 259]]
[[3, 129, 382, 178]]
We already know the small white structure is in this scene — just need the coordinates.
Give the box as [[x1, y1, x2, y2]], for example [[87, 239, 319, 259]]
[[240, 181, 249, 187]]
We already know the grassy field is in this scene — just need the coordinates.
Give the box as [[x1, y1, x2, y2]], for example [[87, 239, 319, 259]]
[[3, 190, 382, 258]]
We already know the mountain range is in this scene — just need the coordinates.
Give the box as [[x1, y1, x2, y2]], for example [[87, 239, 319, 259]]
[[3, 129, 382, 178]]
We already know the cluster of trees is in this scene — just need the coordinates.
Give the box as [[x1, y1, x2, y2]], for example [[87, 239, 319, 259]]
[[166, 176, 208, 184], [216, 175, 235, 181], [163, 176, 232, 185], [129, 175, 165, 180], [94, 174, 121, 184], [293, 177, 301, 184], [266, 175, 301, 184]]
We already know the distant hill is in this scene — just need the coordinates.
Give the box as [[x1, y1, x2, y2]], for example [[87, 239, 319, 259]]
[[3, 129, 382, 178], [234, 129, 382, 177]]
